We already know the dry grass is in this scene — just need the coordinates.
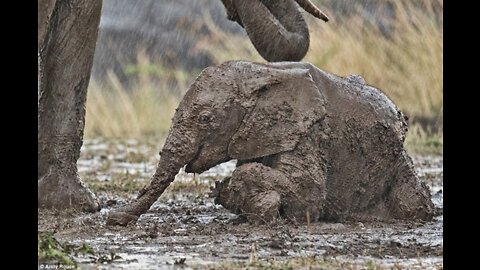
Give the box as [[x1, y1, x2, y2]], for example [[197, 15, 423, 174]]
[[85, 52, 187, 138], [85, 0, 442, 153], [405, 124, 443, 155], [317, 0, 442, 118]]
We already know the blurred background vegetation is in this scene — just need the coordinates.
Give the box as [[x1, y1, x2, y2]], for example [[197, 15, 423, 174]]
[[85, 0, 443, 154]]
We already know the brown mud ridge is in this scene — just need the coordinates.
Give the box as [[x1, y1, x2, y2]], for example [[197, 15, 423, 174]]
[[39, 151, 443, 269]]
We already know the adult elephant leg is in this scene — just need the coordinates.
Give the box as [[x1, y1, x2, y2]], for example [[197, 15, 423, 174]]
[[233, 0, 310, 62], [38, 0, 102, 212]]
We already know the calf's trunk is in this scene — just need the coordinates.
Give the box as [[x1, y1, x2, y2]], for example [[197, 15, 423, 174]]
[[107, 130, 197, 226]]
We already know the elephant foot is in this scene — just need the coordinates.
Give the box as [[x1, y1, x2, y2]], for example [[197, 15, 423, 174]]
[[38, 169, 100, 212], [214, 163, 287, 224], [215, 180, 281, 224], [244, 190, 281, 224], [106, 210, 139, 226]]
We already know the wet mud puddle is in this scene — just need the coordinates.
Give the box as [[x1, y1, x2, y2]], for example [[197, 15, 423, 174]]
[[39, 140, 442, 269]]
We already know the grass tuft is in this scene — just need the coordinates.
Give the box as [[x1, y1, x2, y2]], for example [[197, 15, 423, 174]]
[[38, 231, 95, 266]]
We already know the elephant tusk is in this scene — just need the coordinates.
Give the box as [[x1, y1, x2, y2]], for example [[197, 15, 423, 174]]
[[295, 0, 330, 22]]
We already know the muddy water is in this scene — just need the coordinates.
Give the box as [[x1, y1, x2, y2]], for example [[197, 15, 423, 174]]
[[38, 140, 443, 269]]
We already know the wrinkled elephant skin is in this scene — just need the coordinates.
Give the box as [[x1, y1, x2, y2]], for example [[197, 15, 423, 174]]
[[107, 61, 433, 226], [219, 0, 329, 62]]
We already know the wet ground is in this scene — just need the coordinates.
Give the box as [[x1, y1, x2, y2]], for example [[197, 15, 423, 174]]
[[38, 139, 443, 269]]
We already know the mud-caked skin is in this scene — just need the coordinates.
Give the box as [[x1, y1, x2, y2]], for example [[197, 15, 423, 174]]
[[107, 61, 434, 226], [38, 0, 102, 212]]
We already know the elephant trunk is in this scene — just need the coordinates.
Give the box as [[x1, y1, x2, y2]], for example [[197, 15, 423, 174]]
[[106, 129, 198, 226], [294, 0, 329, 22], [234, 0, 310, 62]]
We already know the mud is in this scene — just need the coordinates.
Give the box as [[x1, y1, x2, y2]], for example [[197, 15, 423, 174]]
[[38, 139, 443, 269]]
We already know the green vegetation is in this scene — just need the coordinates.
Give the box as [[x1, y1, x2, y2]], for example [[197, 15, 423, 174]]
[[38, 231, 123, 267], [85, 0, 442, 155], [38, 231, 76, 266], [38, 231, 94, 266]]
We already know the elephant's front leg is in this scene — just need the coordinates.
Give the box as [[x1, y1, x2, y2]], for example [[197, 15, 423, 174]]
[[213, 163, 283, 223], [213, 161, 326, 224]]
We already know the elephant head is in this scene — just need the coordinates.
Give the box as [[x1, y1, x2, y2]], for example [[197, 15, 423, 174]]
[[220, 0, 329, 62], [106, 61, 326, 225]]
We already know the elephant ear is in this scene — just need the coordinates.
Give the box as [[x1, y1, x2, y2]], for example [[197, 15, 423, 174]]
[[228, 67, 326, 160]]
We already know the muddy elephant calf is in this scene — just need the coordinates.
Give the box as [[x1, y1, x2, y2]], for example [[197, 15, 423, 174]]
[[107, 61, 433, 226]]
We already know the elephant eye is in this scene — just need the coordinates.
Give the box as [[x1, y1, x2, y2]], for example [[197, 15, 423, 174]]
[[199, 114, 210, 123]]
